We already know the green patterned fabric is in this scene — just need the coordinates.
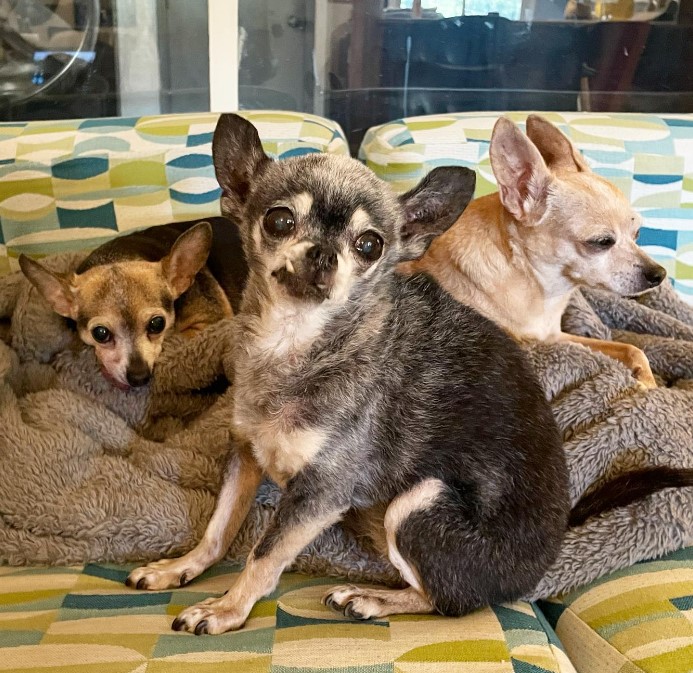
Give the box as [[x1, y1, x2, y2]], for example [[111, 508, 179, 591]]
[[539, 546, 693, 673], [0, 563, 576, 672], [0, 110, 348, 275], [359, 111, 693, 303]]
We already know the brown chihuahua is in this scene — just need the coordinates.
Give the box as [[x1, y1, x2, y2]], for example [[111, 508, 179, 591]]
[[19, 217, 246, 389], [403, 114, 666, 388]]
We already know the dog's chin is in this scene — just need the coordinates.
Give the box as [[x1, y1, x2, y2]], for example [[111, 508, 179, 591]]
[[271, 267, 331, 303], [99, 366, 132, 391]]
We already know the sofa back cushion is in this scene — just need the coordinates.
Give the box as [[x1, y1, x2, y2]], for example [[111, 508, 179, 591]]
[[0, 111, 348, 275]]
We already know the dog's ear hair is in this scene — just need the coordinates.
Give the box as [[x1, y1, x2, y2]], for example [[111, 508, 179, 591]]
[[212, 114, 271, 219], [525, 114, 590, 174], [398, 166, 476, 261], [18, 254, 76, 318], [490, 116, 551, 222], [162, 221, 213, 298]]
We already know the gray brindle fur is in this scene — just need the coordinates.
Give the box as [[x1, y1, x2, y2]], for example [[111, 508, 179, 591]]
[[126, 114, 570, 634]]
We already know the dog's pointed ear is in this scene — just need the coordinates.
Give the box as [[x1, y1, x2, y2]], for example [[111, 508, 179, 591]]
[[525, 114, 590, 174], [398, 166, 476, 261], [162, 222, 213, 298], [213, 114, 271, 219], [490, 117, 551, 222], [18, 254, 76, 318]]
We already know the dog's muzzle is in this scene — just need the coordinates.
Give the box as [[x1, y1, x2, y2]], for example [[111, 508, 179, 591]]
[[272, 244, 337, 301]]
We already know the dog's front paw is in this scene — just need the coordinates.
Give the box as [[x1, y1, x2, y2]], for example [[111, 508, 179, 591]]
[[632, 361, 657, 389], [625, 346, 657, 389], [322, 585, 381, 621], [126, 559, 197, 591], [171, 596, 247, 635]]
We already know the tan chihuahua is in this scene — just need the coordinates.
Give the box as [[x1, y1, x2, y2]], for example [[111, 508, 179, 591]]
[[403, 114, 666, 388], [19, 217, 245, 390]]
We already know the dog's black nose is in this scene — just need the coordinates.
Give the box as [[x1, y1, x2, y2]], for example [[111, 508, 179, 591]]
[[126, 360, 151, 387], [644, 264, 666, 288], [306, 245, 337, 271], [127, 371, 151, 387]]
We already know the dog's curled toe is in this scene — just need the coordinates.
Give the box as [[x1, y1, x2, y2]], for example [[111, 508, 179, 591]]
[[126, 559, 197, 591], [170, 596, 247, 635], [323, 585, 383, 621]]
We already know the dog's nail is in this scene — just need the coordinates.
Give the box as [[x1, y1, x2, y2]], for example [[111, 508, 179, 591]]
[[285, 258, 295, 274], [179, 573, 189, 587], [136, 578, 148, 590], [323, 594, 334, 608], [344, 601, 358, 619], [194, 619, 209, 636], [171, 617, 185, 632], [124, 576, 135, 588]]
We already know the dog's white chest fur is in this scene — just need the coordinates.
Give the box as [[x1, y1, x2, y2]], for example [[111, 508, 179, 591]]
[[254, 303, 332, 356], [246, 422, 325, 487], [234, 305, 330, 486]]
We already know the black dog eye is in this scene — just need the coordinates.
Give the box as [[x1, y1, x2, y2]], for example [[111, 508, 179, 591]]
[[354, 231, 384, 261], [587, 235, 616, 251], [263, 207, 295, 237], [147, 316, 166, 335], [91, 325, 111, 343]]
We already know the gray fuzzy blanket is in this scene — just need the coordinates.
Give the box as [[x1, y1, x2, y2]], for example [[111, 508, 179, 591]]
[[0, 253, 691, 600]]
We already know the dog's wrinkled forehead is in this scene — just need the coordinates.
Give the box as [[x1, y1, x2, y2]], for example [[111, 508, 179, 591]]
[[248, 155, 399, 237]]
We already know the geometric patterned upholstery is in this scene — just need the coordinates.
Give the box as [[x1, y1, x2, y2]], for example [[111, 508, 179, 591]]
[[0, 562, 576, 673], [539, 546, 693, 673], [0, 110, 348, 275], [359, 111, 693, 303]]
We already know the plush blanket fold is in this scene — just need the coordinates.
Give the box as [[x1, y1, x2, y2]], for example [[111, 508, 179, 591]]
[[0, 254, 691, 599]]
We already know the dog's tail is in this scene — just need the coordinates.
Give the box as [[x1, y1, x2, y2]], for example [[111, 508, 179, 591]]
[[569, 466, 693, 527]]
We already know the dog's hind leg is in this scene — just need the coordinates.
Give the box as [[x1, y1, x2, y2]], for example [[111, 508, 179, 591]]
[[126, 445, 261, 591], [338, 478, 543, 619], [323, 585, 432, 620], [324, 479, 442, 620]]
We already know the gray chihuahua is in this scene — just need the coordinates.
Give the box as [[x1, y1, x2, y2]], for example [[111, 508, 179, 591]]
[[126, 114, 688, 635]]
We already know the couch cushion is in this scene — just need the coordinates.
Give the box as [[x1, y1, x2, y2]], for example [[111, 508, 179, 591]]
[[539, 546, 693, 673], [0, 111, 348, 275], [0, 562, 576, 672], [359, 111, 693, 304]]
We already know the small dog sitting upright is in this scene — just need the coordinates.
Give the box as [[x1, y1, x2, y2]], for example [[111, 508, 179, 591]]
[[127, 115, 693, 634], [403, 114, 667, 388], [127, 112, 572, 632], [19, 217, 246, 389]]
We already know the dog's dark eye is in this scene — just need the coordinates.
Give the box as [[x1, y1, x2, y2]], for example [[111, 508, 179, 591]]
[[147, 316, 166, 335], [587, 235, 616, 250], [263, 207, 295, 237], [354, 231, 384, 261], [91, 325, 111, 343]]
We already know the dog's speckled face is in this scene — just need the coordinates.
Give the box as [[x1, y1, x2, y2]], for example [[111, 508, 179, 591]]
[[242, 156, 402, 307], [212, 114, 476, 313]]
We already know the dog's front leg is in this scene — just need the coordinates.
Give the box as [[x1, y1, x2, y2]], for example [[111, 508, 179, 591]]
[[171, 473, 349, 635], [559, 332, 657, 389], [126, 444, 262, 590]]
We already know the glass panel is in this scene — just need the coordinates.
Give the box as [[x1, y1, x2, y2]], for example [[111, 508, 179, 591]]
[[237, 0, 691, 152], [0, 0, 211, 121]]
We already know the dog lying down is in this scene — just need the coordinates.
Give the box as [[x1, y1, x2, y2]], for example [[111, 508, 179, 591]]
[[403, 114, 667, 389], [19, 217, 246, 390], [126, 114, 693, 635]]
